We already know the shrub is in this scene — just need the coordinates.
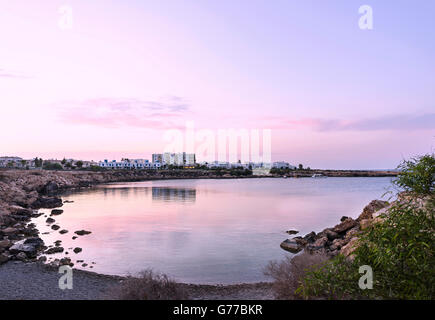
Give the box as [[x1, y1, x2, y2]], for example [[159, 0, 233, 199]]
[[394, 153, 435, 195], [42, 162, 63, 170], [264, 252, 328, 299], [298, 199, 435, 300], [296, 154, 435, 300], [109, 270, 188, 300]]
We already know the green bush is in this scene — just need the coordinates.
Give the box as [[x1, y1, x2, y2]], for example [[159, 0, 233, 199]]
[[297, 154, 435, 300], [394, 154, 435, 195], [42, 162, 63, 170]]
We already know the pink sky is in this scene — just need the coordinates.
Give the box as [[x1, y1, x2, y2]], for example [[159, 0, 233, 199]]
[[1, 0, 434, 169]]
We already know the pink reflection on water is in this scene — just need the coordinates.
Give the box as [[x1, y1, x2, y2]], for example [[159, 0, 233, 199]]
[[33, 178, 391, 284]]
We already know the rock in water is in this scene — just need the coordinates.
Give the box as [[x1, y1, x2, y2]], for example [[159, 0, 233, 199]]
[[31, 197, 63, 209], [46, 217, 55, 224], [50, 209, 64, 216], [74, 230, 92, 236], [45, 246, 64, 254], [73, 247, 82, 254], [286, 229, 299, 235], [280, 239, 303, 253]]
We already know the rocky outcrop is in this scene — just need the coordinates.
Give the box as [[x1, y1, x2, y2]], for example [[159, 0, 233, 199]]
[[280, 200, 391, 257]]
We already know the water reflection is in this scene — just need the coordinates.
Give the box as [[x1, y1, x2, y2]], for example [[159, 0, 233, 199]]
[[152, 187, 196, 203], [34, 178, 392, 284]]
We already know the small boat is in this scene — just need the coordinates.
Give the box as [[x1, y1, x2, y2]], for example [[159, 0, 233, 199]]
[[312, 173, 327, 178]]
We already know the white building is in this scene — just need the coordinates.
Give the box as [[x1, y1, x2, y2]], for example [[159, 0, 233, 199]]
[[99, 159, 158, 169], [272, 161, 296, 169], [152, 154, 163, 164], [185, 153, 196, 166], [162, 152, 196, 166], [163, 152, 175, 166]]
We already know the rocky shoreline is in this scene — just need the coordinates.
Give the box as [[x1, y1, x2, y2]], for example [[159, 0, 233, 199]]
[[0, 169, 398, 299], [280, 199, 392, 258]]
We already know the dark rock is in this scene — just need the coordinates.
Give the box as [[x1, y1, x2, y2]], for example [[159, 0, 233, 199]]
[[31, 197, 63, 209], [292, 236, 308, 246], [59, 229, 68, 234], [72, 236, 78, 240], [9, 239, 39, 257], [74, 230, 92, 236], [330, 238, 347, 251], [40, 181, 59, 195], [280, 239, 303, 253], [59, 257, 72, 266], [333, 218, 357, 234], [44, 246, 64, 254], [23, 237, 44, 249], [50, 209, 64, 216], [303, 231, 317, 243], [51, 225, 60, 231], [325, 229, 340, 241], [73, 247, 82, 254], [340, 216, 349, 222], [286, 229, 299, 235], [46, 217, 55, 224], [54, 240, 62, 247]]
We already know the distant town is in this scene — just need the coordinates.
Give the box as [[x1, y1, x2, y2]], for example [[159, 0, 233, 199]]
[[0, 153, 296, 171]]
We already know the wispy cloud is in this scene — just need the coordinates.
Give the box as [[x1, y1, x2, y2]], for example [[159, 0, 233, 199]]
[[0, 68, 32, 79], [268, 113, 435, 132], [57, 97, 189, 129]]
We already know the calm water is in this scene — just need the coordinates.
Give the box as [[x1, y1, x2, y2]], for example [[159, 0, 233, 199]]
[[33, 177, 392, 284]]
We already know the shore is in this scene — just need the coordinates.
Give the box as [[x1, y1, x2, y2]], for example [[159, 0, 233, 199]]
[[0, 260, 274, 300], [0, 169, 395, 300]]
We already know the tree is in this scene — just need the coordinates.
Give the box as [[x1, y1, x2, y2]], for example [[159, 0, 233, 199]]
[[34, 158, 43, 168], [76, 161, 84, 168], [61, 158, 67, 165], [393, 153, 435, 195], [298, 164, 303, 170]]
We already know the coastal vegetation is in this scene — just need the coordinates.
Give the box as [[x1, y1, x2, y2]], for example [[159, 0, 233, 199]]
[[270, 153, 435, 300], [109, 270, 188, 300]]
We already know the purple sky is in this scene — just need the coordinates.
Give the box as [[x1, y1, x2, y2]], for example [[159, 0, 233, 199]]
[[1, 0, 434, 169]]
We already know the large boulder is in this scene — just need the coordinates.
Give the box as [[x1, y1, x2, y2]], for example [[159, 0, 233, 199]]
[[31, 197, 63, 209], [357, 200, 389, 221], [341, 237, 359, 259], [303, 231, 317, 243], [8, 237, 44, 258], [333, 218, 357, 234], [280, 239, 303, 253], [39, 181, 60, 195], [325, 229, 340, 241]]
